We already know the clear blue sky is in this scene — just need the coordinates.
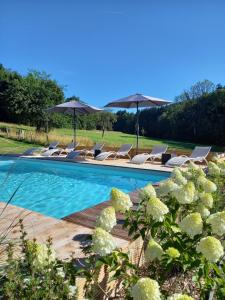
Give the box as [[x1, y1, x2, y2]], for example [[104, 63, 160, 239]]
[[1, 0, 225, 107]]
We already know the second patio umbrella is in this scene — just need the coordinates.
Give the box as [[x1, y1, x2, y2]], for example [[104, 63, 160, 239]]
[[47, 100, 102, 147], [105, 93, 171, 153]]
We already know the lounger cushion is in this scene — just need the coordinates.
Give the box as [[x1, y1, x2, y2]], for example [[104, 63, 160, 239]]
[[131, 154, 150, 164], [166, 156, 189, 167]]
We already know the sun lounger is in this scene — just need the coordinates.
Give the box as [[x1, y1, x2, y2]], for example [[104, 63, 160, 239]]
[[66, 150, 83, 159], [22, 141, 59, 156], [131, 145, 168, 164], [165, 146, 211, 167], [84, 143, 104, 157], [95, 144, 133, 161], [60, 142, 79, 154], [41, 148, 62, 157]]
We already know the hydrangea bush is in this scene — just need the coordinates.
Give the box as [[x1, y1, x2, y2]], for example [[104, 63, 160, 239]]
[[83, 159, 225, 299], [0, 221, 77, 299]]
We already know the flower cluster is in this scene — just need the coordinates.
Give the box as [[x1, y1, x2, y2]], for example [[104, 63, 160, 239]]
[[157, 179, 179, 196], [165, 247, 180, 259], [171, 168, 187, 185], [207, 211, 225, 236], [208, 161, 221, 176], [131, 278, 161, 300], [196, 236, 224, 262], [197, 176, 217, 193], [172, 182, 195, 204], [96, 206, 117, 232], [92, 227, 116, 256], [179, 213, 203, 238], [111, 188, 133, 213], [139, 184, 156, 201], [196, 204, 210, 218], [199, 192, 213, 208], [146, 196, 169, 222], [214, 158, 225, 175], [145, 239, 164, 262], [27, 241, 55, 267]]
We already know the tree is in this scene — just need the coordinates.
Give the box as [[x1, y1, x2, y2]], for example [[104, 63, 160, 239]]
[[175, 79, 215, 102]]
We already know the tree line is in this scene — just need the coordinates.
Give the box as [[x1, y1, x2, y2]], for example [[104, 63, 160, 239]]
[[0, 64, 224, 146]]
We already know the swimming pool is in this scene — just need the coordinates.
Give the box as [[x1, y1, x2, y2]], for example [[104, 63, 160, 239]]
[[0, 157, 170, 218]]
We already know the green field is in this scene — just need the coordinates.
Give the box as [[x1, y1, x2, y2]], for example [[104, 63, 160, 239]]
[[0, 121, 222, 154], [0, 137, 39, 154]]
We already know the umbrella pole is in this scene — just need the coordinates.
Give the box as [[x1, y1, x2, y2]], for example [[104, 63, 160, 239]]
[[73, 108, 76, 147], [136, 102, 139, 154]]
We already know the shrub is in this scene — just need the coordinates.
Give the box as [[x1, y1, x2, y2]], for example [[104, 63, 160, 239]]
[[80, 159, 225, 299]]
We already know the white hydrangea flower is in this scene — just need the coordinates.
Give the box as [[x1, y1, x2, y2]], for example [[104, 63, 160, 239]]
[[68, 285, 77, 298], [196, 204, 210, 218], [165, 247, 180, 259], [179, 213, 203, 238], [92, 227, 116, 256], [27, 241, 55, 267], [208, 161, 221, 176], [197, 176, 217, 193], [145, 239, 164, 262], [181, 170, 193, 180], [188, 161, 200, 170], [96, 206, 117, 232], [146, 197, 169, 222], [199, 192, 213, 208], [157, 179, 179, 196], [188, 162, 206, 177], [168, 293, 194, 300], [172, 182, 195, 204], [131, 278, 161, 300], [56, 267, 65, 278], [139, 184, 156, 201], [111, 188, 133, 213], [171, 168, 187, 185], [215, 159, 225, 175], [196, 236, 224, 262], [207, 211, 225, 236]]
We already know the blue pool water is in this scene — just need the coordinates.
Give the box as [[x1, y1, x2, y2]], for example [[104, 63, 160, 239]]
[[0, 157, 170, 218]]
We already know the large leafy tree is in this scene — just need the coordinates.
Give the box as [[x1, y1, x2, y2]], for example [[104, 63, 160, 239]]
[[0, 65, 64, 130]]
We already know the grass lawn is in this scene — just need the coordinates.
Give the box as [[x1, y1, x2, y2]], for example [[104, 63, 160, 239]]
[[0, 121, 223, 153], [0, 137, 40, 154]]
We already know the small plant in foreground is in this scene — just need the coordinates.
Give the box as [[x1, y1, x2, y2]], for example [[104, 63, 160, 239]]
[[0, 221, 77, 299]]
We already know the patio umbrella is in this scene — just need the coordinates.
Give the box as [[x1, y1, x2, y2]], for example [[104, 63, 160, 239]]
[[105, 93, 171, 154], [47, 100, 102, 147]]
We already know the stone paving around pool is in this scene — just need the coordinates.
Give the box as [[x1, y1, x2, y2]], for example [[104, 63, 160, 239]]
[[23, 154, 173, 172]]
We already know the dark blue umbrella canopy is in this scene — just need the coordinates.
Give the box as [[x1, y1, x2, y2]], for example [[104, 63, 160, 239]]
[[47, 100, 102, 115], [105, 93, 171, 153], [47, 100, 102, 146], [105, 93, 171, 109]]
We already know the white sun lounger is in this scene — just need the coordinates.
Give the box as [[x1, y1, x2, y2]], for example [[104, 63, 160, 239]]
[[84, 143, 104, 157], [66, 150, 83, 159], [165, 146, 211, 167], [95, 144, 133, 161], [60, 142, 79, 154], [22, 141, 59, 156], [41, 148, 62, 157], [65, 143, 104, 159], [131, 145, 168, 164]]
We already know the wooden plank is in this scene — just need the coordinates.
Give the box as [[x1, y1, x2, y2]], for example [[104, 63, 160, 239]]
[[63, 191, 139, 241]]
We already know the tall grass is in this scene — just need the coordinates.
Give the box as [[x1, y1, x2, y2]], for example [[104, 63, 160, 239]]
[[0, 127, 93, 147]]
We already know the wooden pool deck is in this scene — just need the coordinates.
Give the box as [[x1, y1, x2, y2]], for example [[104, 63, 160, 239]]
[[63, 191, 140, 241], [0, 202, 128, 260]]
